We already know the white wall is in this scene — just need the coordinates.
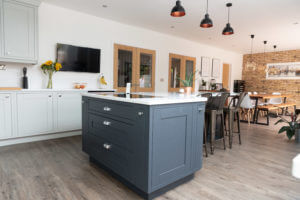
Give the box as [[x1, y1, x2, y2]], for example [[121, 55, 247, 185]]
[[0, 3, 243, 92]]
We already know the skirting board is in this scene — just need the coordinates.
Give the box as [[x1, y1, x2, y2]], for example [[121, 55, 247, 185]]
[[0, 130, 82, 147]]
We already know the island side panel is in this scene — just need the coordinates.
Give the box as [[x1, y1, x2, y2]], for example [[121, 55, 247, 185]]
[[149, 103, 203, 192], [191, 102, 205, 170]]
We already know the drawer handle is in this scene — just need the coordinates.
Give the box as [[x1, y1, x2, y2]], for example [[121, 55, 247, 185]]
[[103, 106, 111, 111], [198, 108, 203, 112], [5, 96, 9, 99], [138, 111, 144, 116], [103, 143, 112, 150], [103, 121, 111, 126], [58, 95, 62, 97]]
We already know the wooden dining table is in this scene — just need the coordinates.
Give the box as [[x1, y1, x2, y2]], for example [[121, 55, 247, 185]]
[[248, 94, 291, 124]]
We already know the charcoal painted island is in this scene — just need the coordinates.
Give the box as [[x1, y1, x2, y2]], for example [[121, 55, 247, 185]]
[[81, 92, 207, 200]]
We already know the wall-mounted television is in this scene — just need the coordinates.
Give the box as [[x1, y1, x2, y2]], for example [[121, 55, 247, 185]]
[[56, 43, 100, 73]]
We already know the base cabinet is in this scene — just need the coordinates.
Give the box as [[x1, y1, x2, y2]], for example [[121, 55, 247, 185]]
[[56, 92, 82, 131], [82, 97, 205, 199], [0, 91, 88, 142], [17, 93, 53, 136], [0, 94, 13, 139]]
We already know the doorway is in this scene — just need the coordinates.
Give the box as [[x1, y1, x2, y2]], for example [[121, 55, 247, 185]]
[[222, 63, 231, 90]]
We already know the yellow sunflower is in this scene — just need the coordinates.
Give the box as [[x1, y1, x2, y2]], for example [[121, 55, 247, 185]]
[[44, 60, 53, 66], [55, 63, 62, 71]]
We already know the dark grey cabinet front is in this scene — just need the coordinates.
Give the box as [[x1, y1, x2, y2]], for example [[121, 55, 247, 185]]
[[151, 105, 193, 189]]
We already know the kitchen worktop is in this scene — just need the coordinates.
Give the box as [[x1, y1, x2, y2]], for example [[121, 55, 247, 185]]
[[0, 88, 115, 93], [82, 92, 207, 105]]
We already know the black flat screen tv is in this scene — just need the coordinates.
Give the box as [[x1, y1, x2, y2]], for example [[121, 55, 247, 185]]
[[56, 43, 100, 73]]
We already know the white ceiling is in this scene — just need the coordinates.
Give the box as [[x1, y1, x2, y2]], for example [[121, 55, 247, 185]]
[[43, 0, 300, 54]]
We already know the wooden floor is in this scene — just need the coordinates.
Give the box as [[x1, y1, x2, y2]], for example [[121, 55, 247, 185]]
[[0, 118, 299, 200]]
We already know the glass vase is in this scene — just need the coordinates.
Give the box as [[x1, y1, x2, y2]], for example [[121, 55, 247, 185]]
[[47, 71, 53, 89]]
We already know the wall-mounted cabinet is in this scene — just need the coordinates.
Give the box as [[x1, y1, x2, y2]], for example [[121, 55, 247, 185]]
[[0, 0, 40, 64]]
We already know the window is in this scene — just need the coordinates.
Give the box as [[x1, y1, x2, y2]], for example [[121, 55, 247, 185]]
[[114, 44, 156, 92], [168, 53, 196, 92]]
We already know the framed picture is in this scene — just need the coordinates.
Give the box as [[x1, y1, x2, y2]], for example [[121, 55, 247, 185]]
[[212, 58, 221, 78], [266, 62, 300, 79], [201, 57, 210, 77]]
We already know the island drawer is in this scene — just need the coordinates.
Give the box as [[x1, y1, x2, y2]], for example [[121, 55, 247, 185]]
[[83, 133, 133, 181], [88, 99, 144, 121], [87, 113, 135, 151]]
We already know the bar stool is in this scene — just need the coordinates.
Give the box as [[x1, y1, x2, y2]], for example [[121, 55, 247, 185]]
[[223, 92, 247, 148], [205, 93, 230, 155], [199, 93, 212, 157]]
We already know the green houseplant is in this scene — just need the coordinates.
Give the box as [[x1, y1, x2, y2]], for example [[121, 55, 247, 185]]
[[178, 71, 196, 94], [275, 113, 300, 142]]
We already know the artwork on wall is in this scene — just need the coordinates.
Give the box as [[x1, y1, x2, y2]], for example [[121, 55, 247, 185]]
[[212, 58, 221, 78], [201, 57, 211, 77], [266, 62, 300, 79]]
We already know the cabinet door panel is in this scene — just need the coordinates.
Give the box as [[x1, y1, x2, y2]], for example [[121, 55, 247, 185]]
[[152, 105, 193, 188], [57, 93, 82, 131], [17, 93, 53, 136], [0, 94, 12, 139], [3, 1, 35, 60]]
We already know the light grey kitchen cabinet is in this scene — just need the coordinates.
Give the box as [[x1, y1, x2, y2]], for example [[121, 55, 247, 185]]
[[56, 92, 82, 132], [0, 94, 13, 139], [17, 92, 54, 137], [0, 0, 40, 64]]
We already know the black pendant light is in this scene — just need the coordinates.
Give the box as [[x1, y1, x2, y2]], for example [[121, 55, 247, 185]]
[[246, 34, 257, 71], [250, 35, 255, 62], [171, 0, 186, 17], [222, 3, 234, 35], [263, 40, 267, 64], [200, 0, 213, 28]]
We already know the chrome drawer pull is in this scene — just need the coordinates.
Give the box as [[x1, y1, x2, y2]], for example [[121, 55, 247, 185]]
[[103, 121, 111, 126], [103, 106, 111, 111], [103, 143, 112, 150], [138, 111, 144, 116]]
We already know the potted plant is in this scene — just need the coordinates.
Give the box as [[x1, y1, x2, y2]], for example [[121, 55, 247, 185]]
[[200, 79, 207, 90], [178, 71, 196, 95], [40, 60, 62, 89], [275, 113, 300, 143]]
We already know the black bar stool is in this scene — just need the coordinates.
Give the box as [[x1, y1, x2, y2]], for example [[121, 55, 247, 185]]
[[223, 92, 247, 148], [205, 93, 230, 155]]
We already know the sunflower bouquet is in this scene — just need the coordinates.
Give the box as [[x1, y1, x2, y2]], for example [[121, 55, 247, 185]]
[[40, 60, 62, 89]]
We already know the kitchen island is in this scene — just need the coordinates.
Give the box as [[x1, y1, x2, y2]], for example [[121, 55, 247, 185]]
[[81, 92, 207, 200]]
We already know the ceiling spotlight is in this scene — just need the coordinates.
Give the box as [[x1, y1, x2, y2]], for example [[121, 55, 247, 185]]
[[171, 0, 186, 17]]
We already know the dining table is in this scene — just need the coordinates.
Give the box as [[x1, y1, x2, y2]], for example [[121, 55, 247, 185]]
[[248, 93, 292, 124]]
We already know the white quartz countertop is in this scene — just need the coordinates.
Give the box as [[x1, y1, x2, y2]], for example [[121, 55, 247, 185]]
[[82, 92, 207, 105], [0, 88, 115, 93]]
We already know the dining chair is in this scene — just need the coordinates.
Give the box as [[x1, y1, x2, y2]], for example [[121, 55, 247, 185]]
[[240, 94, 254, 125]]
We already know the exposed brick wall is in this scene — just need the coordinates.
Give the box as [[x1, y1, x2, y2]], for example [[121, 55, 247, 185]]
[[242, 50, 300, 106]]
